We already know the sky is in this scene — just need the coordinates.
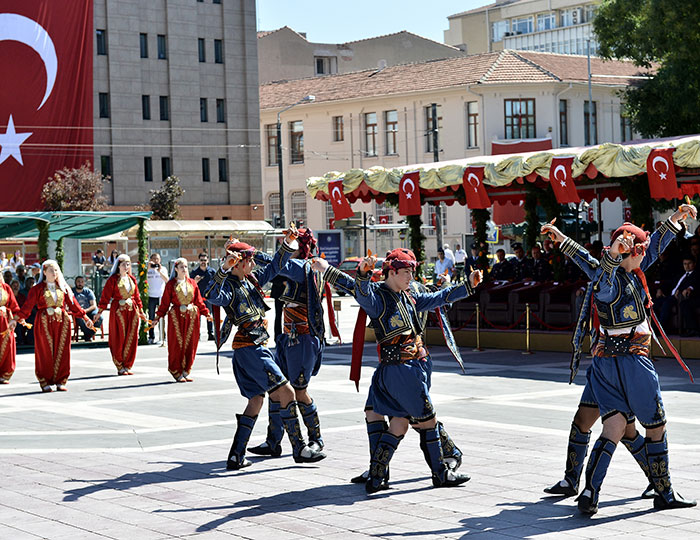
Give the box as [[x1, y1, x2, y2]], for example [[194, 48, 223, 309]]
[[255, 0, 491, 44]]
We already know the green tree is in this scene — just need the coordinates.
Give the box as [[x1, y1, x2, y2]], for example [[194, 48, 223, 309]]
[[594, 0, 700, 136], [149, 176, 185, 220]]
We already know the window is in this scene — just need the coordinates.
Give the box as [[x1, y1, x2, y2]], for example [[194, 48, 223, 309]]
[[537, 13, 556, 31], [466, 101, 479, 148], [198, 38, 206, 62], [289, 121, 304, 163], [200, 98, 208, 122], [332, 116, 344, 142], [144, 157, 153, 182], [265, 124, 278, 166], [214, 39, 223, 64], [424, 105, 442, 153], [363, 112, 378, 157], [584, 101, 598, 145], [384, 110, 398, 155], [314, 56, 337, 76], [98, 93, 110, 118], [139, 33, 148, 58], [620, 113, 634, 142], [202, 158, 210, 182], [291, 191, 307, 224], [492, 20, 509, 42], [218, 158, 228, 182], [559, 99, 568, 146], [216, 99, 225, 123], [504, 98, 536, 139], [426, 204, 447, 236], [213, 0, 221, 3], [584, 5, 597, 23], [375, 201, 393, 225], [159, 96, 169, 121], [268, 192, 280, 222], [161, 157, 172, 180], [157, 34, 167, 59], [512, 16, 533, 35], [96, 29, 107, 55], [142, 95, 151, 120], [100, 155, 112, 178]]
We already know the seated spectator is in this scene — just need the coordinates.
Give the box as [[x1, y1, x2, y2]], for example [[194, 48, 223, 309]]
[[510, 242, 533, 282], [0, 251, 7, 269], [3, 270, 13, 285], [10, 279, 23, 306], [531, 244, 552, 282], [542, 239, 554, 261], [8, 250, 23, 272], [72, 275, 103, 341], [29, 263, 41, 279], [655, 254, 699, 336], [490, 249, 513, 281], [19, 276, 35, 299], [15, 265, 26, 288], [434, 249, 454, 285]]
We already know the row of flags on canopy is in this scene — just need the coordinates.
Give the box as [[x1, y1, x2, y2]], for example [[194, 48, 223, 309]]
[[327, 148, 684, 221]]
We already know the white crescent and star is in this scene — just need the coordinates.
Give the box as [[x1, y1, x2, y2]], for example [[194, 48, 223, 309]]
[[553, 164, 568, 188], [651, 155, 669, 180], [402, 177, 416, 199], [331, 186, 343, 203], [466, 172, 481, 193], [0, 13, 59, 167]]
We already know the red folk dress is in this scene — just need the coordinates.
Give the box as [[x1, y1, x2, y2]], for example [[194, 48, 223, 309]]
[[98, 273, 143, 372], [16, 282, 87, 387], [0, 283, 21, 381], [156, 277, 210, 380]]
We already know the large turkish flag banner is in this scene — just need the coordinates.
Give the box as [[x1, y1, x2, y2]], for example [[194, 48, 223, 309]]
[[398, 171, 422, 216], [0, 0, 93, 210], [548, 156, 580, 204], [462, 166, 491, 209]]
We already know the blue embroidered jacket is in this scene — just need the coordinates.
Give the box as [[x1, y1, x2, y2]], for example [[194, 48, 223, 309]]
[[354, 271, 475, 343]]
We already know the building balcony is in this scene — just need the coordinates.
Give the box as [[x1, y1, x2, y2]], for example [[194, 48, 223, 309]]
[[503, 23, 598, 55]]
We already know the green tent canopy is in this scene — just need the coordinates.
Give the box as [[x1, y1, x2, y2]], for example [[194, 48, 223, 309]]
[[0, 211, 152, 240]]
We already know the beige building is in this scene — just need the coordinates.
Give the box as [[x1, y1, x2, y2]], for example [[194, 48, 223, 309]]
[[259, 50, 642, 259], [444, 0, 600, 56], [94, 0, 263, 220], [257, 27, 465, 84]]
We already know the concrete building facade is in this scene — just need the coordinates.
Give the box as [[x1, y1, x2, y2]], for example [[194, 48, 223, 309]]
[[259, 50, 642, 259], [257, 27, 465, 84], [444, 0, 600, 57], [93, 0, 263, 220]]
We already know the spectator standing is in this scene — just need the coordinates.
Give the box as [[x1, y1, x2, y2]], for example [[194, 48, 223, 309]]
[[72, 276, 103, 341], [147, 253, 169, 344], [9, 250, 23, 272], [453, 244, 467, 282], [0, 252, 7, 269], [434, 249, 454, 284], [15, 265, 26, 288], [29, 263, 41, 280], [190, 252, 216, 341], [465, 243, 480, 271], [2, 270, 12, 285], [92, 249, 108, 276], [107, 249, 120, 268], [442, 243, 455, 265], [655, 254, 699, 336]]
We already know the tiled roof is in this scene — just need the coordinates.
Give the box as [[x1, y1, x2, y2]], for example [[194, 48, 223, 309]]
[[260, 50, 649, 110]]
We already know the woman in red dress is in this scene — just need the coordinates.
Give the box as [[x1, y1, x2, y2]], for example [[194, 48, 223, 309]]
[[11, 260, 94, 392], [0, 273, 21, 383], [95, 254, 146, 375], [152, 258, 211, 382]]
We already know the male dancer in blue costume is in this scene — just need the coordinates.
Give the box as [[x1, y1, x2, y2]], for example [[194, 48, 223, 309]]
[[314, 248, 481, 493], [542, 203, 697, 514], [247, 228, 354, 457], [205, 229, 326, 470]]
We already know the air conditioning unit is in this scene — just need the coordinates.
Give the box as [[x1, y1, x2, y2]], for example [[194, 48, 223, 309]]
[[572, 7, 583, 24]]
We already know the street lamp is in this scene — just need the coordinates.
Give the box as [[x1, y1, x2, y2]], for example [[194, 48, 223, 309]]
[[277, 94, 315, 226]]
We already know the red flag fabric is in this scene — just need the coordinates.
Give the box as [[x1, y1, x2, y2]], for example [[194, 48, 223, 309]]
[[647, 148, 680, 200], [398, 171, 421, 215], [462, 166, 491, 209], [548, 156, 580, 203], [328, 179, 354, 220], [0, 1, 93, 210]]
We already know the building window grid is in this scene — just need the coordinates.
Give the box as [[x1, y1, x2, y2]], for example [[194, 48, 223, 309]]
[[584, 101, 598, 145], [504, 98, 536, 139], [144, 156, 153, 182], [216, 99, 226, 123], [424, 105, 442, 153], [559, 99, 568, 146], [290, 191, 307, 225], [364, 112, 378, 157], [214, 39, 224, 64], [200, 98, 208, 122], [159, 95, 169, 121], [161, 157, 172, 180], [332, 116, 344, 142], [466, 101, 479, 148], [142, 95, 151, 120], [202, 158, 210, 182], [384, 110, 398, 155], [290, 121, 304, 164], [511, 16, 534, 35], [96, 29, 107, 55], [268, 192, 280, 221], [139, 33, 148, 58], [537, 13, 556, 31], [157, 34, 167, 59], [198, 38, 206, 62], [98, 93, 110, 118], [492, 20, 509, 42], [218, 158, 228, 182], [265, 124, 278, 166]]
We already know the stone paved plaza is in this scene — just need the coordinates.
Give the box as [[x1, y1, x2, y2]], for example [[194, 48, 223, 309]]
[[1, 297, 699, 539]]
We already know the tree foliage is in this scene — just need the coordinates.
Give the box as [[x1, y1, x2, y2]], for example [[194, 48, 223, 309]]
[[41, 162, 108, 211], [149, 176, 185, 220], [594, 0, 700, 137]]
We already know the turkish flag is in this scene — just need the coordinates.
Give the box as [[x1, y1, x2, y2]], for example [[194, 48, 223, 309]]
[[462, 166, 491, 209], [328, 179, 354, 220], [647, 148, 680, 200], [378, 215, 389, 225], [398, 171, 421, 216], [548, 156, 580, 203], [0, 1, 93, 210]]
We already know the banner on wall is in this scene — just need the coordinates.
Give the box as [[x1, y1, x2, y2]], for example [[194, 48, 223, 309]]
[[0, 0, 93, 210]]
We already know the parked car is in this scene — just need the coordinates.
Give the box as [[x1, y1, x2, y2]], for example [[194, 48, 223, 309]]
[[334, 257, 384, 295]]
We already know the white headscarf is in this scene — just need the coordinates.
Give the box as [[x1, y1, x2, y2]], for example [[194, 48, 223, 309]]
[[37, 259, 74, 300], [109, 254, 132, 277], [170, 257, 189, 280]]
